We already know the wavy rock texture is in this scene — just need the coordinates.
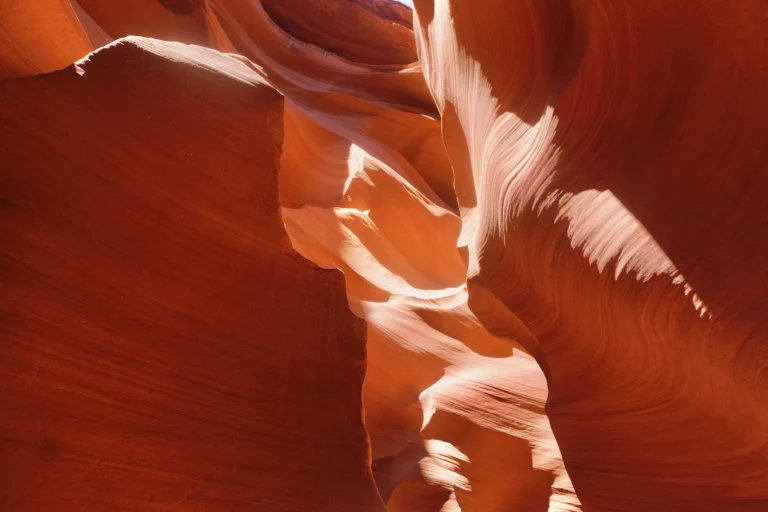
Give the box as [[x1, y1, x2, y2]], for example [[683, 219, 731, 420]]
[[1, 1, 767, 511], [413, 0, 768, 509]]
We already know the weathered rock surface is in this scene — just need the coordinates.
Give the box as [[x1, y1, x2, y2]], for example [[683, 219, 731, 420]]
[[1, 1, 767, 511]]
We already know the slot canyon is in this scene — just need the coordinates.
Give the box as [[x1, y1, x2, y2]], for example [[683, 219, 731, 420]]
[[1, 0, 767, 510]]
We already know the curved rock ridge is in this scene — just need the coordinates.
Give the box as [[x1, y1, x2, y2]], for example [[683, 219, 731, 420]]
[[261, 0, 417, 65], [1, 1, 767, 511]]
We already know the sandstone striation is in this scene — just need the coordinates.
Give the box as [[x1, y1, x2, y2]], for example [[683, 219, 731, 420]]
[[1, 1, 766, 511]]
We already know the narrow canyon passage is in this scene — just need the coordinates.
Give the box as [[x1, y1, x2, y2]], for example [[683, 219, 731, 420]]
[[1, 1, 766, 510]]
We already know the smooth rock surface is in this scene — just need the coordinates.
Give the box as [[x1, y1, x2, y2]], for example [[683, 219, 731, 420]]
[[0, 37, 383, 512], [1, 1, 767, 510]]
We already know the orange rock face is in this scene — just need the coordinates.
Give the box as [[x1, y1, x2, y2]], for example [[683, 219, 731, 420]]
[[0, 38, 382, 511], [1, 1, 767, 511]]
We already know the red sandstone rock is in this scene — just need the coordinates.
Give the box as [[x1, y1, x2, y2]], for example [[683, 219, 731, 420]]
[[414, 0, 768, 509], [0, 37, 383, 512], [1, 1, 767, 511], [261, 0, 416, 65], [0, 0, 94, 78]]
